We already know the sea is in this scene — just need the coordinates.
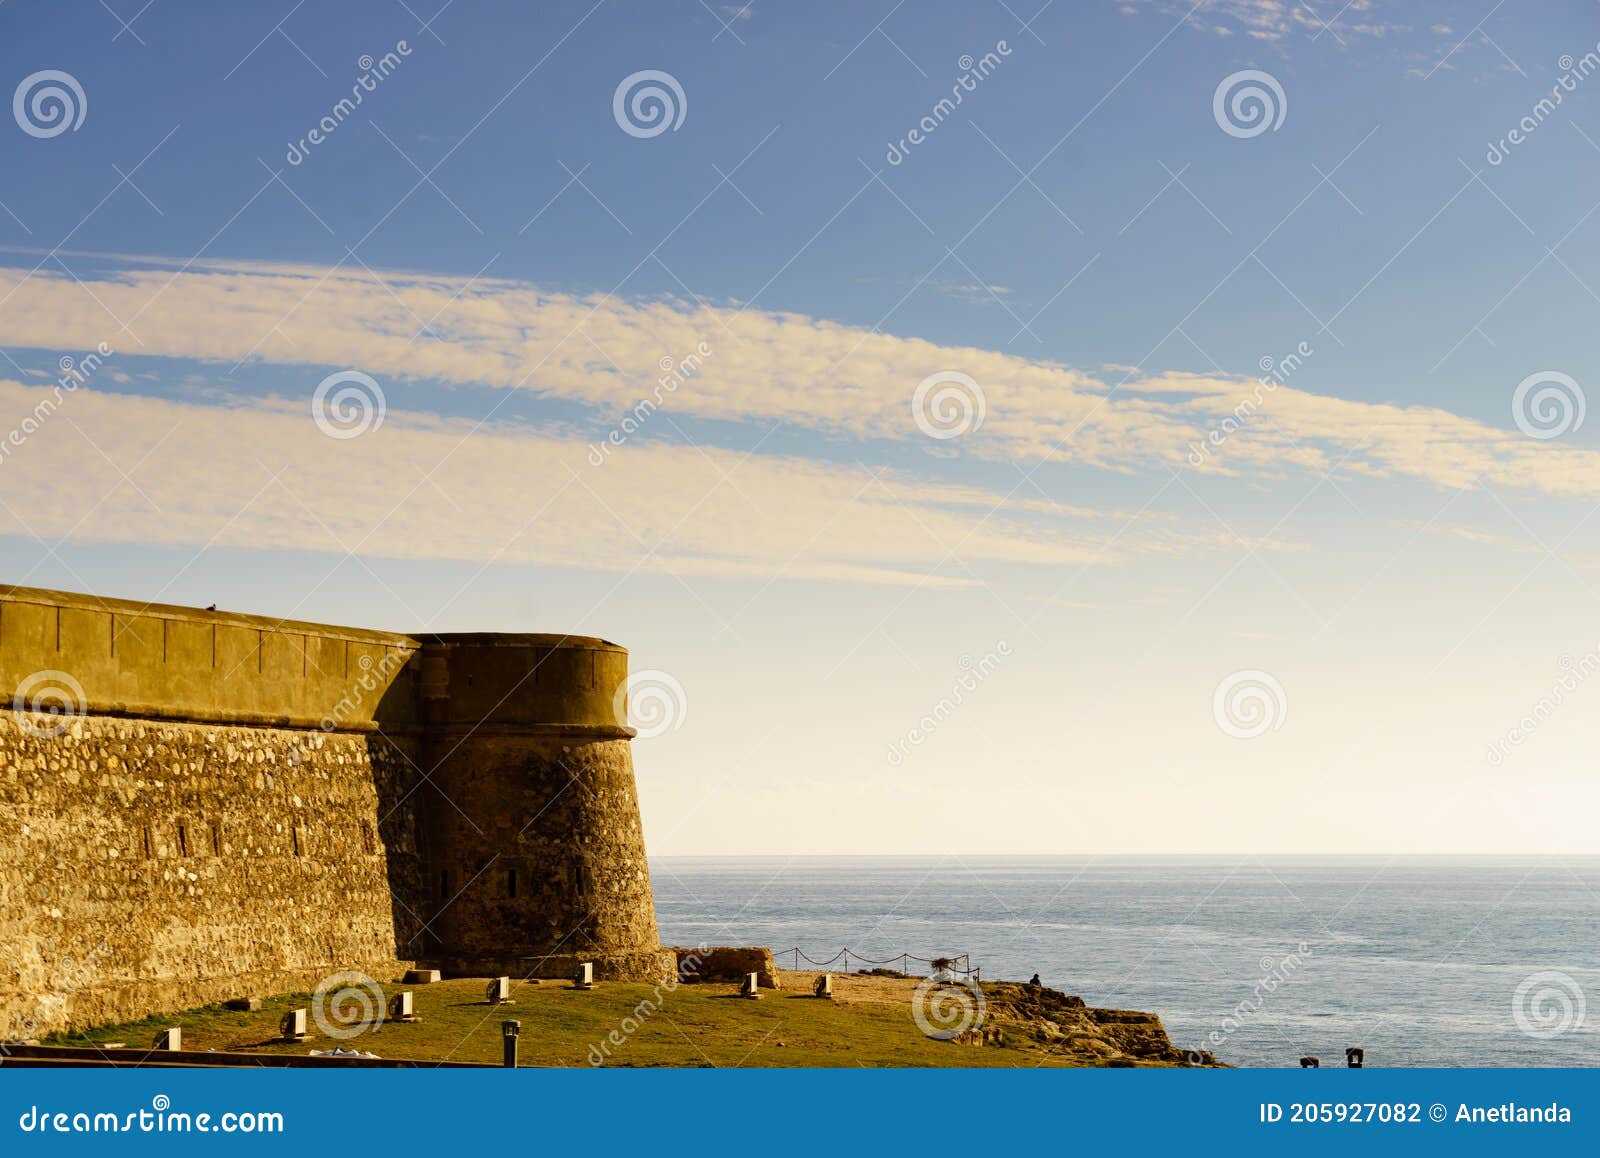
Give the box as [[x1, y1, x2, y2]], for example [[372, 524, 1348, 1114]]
[[651, 856, 1600, 1068]]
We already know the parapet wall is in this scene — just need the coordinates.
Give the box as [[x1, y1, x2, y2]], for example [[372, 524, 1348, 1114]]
[[416, 633, 633, 735], [0, 585, 420, 731], [0, 586, 666, 1041]]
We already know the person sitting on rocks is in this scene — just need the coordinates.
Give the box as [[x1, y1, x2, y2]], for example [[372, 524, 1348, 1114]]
[[1028, 973, 1042, 987]]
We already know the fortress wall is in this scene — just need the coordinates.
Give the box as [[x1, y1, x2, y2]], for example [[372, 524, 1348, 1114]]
[[0, 586, 428, 1039], [0, 585, 422, 730], [417, 637, 669, 980], [0, 587, 669, 1040], [0, 714, 423, 1039], [423, 732, 665, 980]]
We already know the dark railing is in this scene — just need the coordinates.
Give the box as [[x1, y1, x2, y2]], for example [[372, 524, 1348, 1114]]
[[774, 948, 979, 979]]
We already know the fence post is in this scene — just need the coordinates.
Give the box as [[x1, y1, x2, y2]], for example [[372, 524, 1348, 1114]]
[[501, 1020, 520, 1068]]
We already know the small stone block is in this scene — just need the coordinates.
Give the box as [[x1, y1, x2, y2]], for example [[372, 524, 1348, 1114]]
[[403, 969, 442, 984], [740, 972, 761, 999], [223, 997, 261, 1012], [152, 1027, 181, 1051], [281, 1008, 308, 1041], [485, 976, 512, 1004], [813, 973, 833, 998], [573, 962, 594, 990], [390, 991, 417, 1022], [1299, 1056, 1320, 1068]]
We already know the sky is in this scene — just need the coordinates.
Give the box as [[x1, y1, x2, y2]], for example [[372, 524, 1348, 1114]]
[[2, 0, 1600, 855]]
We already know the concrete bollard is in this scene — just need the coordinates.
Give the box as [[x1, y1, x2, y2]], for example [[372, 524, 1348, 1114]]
[[574, 962, 594, 990], [389, 991, 418, 1022], [740, 972, 761, 999], [485, 976, 512, 1004], [1299, 1056, 1320, 1068], [502, 1020, 520, 1068], [1346, 1046, 1364, 1068], [813, 973, 833, 998], [280, 1008, 308, 1041], [152, 1027, 181, 1051]]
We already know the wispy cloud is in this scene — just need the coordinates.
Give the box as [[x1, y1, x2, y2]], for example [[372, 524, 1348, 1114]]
[[3, 255, 1587, 502], [1393, 518, 1544, 554], [0, 379, 1245, 584], [1120, 0, 1408, 44], [0, 256, 1592, 503]]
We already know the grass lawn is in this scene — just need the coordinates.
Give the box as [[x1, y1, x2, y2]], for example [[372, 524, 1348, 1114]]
[[44, 971, 1192, 1067]]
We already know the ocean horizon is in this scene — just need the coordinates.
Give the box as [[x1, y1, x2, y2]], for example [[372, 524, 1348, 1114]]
[[652, 855, 1600, 1068]]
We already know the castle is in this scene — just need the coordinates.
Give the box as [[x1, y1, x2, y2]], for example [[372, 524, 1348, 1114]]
[[0, 585, 670, 1040]]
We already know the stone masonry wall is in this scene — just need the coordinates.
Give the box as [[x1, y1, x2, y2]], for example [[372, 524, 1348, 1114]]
[[674, 946, 780, 989], [0, 713, 422, 1039], [424, 732, 667, 981], [0, 586, 670, 1038]]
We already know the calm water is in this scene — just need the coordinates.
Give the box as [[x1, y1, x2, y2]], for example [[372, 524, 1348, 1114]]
[[651, 856, 1600, 1068]]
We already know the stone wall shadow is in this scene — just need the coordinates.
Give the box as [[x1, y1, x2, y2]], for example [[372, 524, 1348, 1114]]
[[369, 658, 434, 965]]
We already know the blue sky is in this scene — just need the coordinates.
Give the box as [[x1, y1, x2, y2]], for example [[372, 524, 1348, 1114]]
[[4, 1, 1600, 854]]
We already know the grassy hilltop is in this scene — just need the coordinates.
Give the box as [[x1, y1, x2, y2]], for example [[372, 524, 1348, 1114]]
[[47, 971, 1204, 1068]]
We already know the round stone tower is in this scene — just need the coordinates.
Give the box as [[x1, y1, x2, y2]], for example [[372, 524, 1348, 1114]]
[[414, 633, 670, 981]]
